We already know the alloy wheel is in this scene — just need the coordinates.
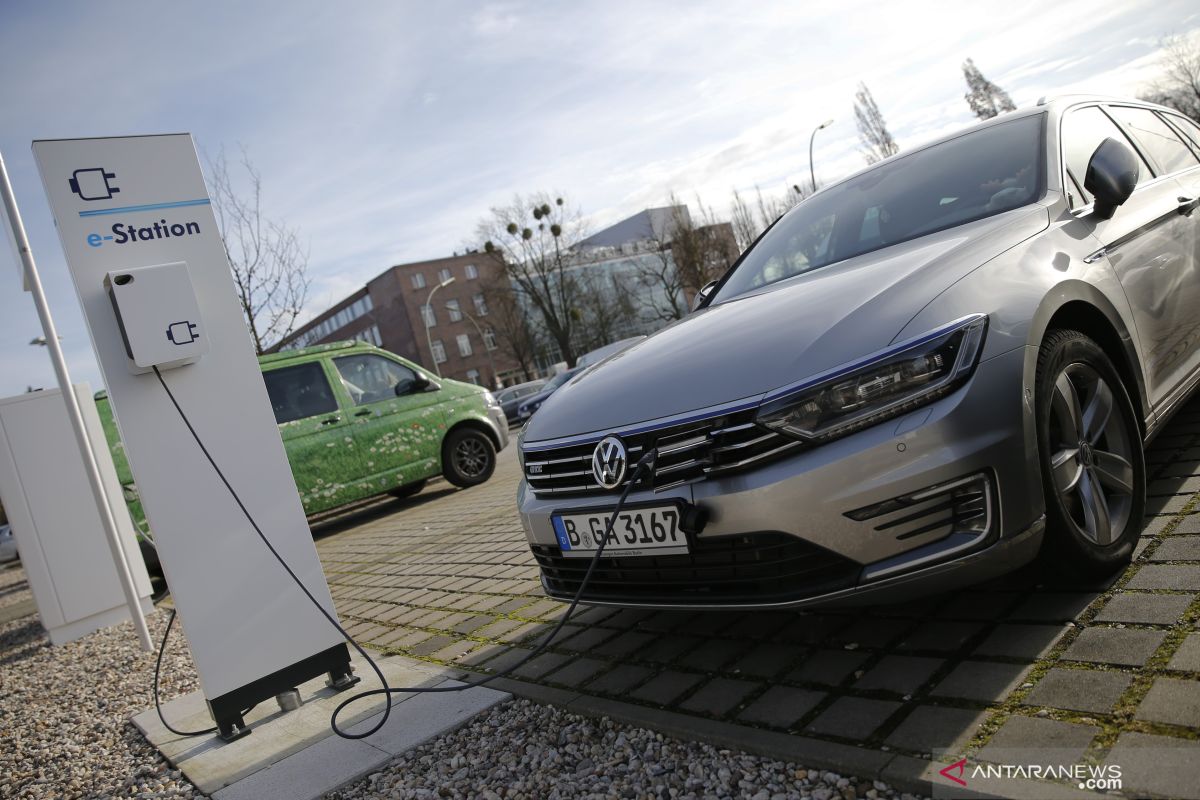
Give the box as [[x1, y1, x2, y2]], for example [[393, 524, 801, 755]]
[[1047, 363, 1136, 546], [454, 436, 490, 478]]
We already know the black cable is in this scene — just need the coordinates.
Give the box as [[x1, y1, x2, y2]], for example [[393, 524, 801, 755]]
[[154, 608, 217, 737], [151, 365, 656, 740]]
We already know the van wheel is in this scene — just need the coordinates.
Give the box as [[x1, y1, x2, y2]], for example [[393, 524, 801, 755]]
[[389, 479, 427, 500], [442, 428, 496, 487], [1036, 329, 1144, 577]]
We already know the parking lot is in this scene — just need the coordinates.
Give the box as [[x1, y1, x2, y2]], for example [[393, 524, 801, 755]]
[[314, 398, 1200, 798]]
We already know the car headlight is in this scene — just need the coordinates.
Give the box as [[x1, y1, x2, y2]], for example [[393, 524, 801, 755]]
[[483, 391, 499, 407], [757, 314, 987, 442]]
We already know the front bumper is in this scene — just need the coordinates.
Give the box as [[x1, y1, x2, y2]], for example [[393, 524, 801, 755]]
[[516, 346, 1043, 608], [487, 407, 511, 450]]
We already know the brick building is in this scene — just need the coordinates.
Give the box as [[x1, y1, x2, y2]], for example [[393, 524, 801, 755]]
[[272, 253, 522, 388]]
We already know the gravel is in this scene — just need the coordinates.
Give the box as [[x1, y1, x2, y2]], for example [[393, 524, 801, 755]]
[[329, 698, 925, 800], [0, 564, 925, 799]]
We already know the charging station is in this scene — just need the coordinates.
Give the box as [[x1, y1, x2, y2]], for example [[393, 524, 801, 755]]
[[33, 135, 356, 740]]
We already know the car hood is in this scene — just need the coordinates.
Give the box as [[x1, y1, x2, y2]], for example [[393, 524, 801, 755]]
[[525, 204, 1048, 442]]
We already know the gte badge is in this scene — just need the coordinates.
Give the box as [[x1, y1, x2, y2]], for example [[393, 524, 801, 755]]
[[69, 168, 120, 201], [104, 261, 208, 374]]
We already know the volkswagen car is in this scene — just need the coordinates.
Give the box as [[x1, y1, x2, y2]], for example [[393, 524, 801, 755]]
[[517, 96, 1200, 609]]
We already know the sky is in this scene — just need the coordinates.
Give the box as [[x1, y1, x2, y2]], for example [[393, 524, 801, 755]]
[[1, 0, 1197, 397]]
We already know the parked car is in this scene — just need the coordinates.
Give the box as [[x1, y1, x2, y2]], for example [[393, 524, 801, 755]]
[[98, 341, 509, 532], [0, 524, 17, 564], [496, 379, 546, 425], [516, 366, 584, 422], [518, 96, 1200, 609]]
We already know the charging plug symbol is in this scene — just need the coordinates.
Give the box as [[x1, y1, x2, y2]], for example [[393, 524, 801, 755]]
[[69, 168, 120, 201], [166, 321, 199, 345]]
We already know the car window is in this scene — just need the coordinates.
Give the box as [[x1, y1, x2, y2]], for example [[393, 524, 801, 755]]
[[1106, 105, 1199, 176], [1061, 106, 1153, 207], [333, 354, 420, 405], [1162, 112, 1200, 155], [263, 362, 338, 424], [713, 113, 1045, 302]]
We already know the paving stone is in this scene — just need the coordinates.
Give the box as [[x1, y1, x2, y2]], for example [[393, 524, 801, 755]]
[[512, 651, 572, 680], [854, 655, 943, 695], [1009, 592, 1098, 622], [1149, 476, 1200, 495], [1094, 592, 1192, 625], [936, 591, 1021, 620], [725, 612, 792, 640], [635, 611, 697, 633], [1169, 633, 1200, 672], [600, 608, 656, 629], [737, 686, 824, 729], [468, 645, 532, 672], [776, 614, 849, 644], [593, 630, 658, 658], [1135, 676, 1200, 727], [831, 618, 909, 649], [1105, 732, 1200, 800], [673, 610, 744, 637], [1022, 668, 1131, 713], [408, 634, 457, 657], [682, 639, 744, 672], [450, 615, 495, 634], [895, 622, 984, 653], [931, 660, 1029, 703], [788, 650, 870, 686], [1151, 536, 1200, 561], [567, 605, 619, 626], [729, 644, 807, 678], [586, 664, 655, 694], [883, 705, 988, 754], [544, 656, 608, 687], [1174, 514, 1200, 535], [430, 639, 479, 663], [973, 623, 1065, 660], [637, 634, 701, 665], [558, 625, 621, 654], [1062, 627, 1165, 666], [1147, 494, 1191, 515], [628, 670, 705, 706], [978, 715, 1099, 766], [678, 677, 759, 717], [805, 696, 901, 740]]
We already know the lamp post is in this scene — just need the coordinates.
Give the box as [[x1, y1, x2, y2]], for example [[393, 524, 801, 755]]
[[451, 304, 499, 388], [809, 118, 835, 194], [424, 276, 455, 377]]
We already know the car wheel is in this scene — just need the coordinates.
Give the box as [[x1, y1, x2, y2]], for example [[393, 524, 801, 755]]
[[389, 479, 427, 500], [1036, 329, 1145, 577], [442, 428, 496, 488]]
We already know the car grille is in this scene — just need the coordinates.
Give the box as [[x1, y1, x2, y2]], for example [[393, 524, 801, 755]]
[[531, 532, 861, 604], [522, 409, 802, 496]]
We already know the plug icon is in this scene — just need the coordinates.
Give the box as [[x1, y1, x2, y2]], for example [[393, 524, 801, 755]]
[[166, 321, 199, 345], [69, 168, 120, 201]]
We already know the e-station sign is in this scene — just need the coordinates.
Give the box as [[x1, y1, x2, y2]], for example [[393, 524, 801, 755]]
[[33, 135, 354, 740]]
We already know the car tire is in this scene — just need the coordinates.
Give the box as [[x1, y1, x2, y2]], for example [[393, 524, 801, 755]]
[[442, 428, 496, 488], [1036, 329, 1145, 577], [389, 479, 427, 500]]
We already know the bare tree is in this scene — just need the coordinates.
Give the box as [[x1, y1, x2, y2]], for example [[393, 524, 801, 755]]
[[633, 241, 690, 322], [1141, 35, 1200, 121], [574, 269, 638, 352], [962, 58, 1016, 120], [478, 192, 589, 367], [729, 184, 806, 251], [853, 82, 900, 165], [206, 148, 310, 354], [479, 275, 542, 381]]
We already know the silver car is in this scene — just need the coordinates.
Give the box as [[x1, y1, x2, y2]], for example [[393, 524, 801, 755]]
[[517, 96, 1200, 609]]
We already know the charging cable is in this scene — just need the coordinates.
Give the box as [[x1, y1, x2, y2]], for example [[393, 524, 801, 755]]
[[150, 365, 656, 740]]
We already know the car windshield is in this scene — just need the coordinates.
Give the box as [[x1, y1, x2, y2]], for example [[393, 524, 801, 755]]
[[713, 113, 1045, 302]]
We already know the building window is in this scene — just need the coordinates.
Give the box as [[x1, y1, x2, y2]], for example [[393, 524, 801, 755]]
[[446, 299, 463, 322], [456, 333, 472, 357], [466, 369, 480, 385], [484, 328, 498, 350], [473, 293, 488, 316], [421, 304, 436, 327], [411, 273, 426, 290], [431, 339, 447, 363], [438, 267, 452, 283], [465, 264, 478, 280], [354, 325, 382, 346]]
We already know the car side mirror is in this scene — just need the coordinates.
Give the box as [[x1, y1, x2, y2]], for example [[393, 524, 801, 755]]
[[691, 280, 718, 312], [397, 373, 433, 396], [1085, 137, 1139, 221]]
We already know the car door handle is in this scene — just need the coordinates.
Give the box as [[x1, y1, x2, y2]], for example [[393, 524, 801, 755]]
[[353, 409, 372, 417], [320, 415, 341, 425], [1179, 196, 1199, 216]]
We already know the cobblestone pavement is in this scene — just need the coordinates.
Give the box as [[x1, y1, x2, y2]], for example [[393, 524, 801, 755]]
[[317, 399, 1200, 799]]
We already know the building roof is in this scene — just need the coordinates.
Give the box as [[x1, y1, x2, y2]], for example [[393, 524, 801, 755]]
[[576, 206, 689, 249]]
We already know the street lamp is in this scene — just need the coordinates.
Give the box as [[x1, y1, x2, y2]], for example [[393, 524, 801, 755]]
[[424, 276, 455, 377], [450, 303, 499, 388], [809, 118, 834, 194]]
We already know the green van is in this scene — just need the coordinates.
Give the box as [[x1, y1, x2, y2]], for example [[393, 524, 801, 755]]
[[97, 340, 509, 536]]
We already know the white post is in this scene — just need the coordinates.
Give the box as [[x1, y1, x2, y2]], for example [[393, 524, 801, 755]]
[[0, 151, 153, 652], [424, 276, 455, 377]]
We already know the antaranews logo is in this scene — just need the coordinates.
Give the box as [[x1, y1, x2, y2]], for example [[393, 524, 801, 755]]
[[935, 756, 1122, 794], [86, 219, 202, 248]]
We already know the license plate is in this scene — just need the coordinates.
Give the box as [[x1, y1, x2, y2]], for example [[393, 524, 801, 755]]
[[552, 505, 688, 558]]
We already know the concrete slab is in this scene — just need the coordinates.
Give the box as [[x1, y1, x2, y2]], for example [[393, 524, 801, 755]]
[[132, 650, 509, 797]]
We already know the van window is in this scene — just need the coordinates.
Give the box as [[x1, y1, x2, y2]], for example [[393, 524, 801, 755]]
[[334, 354, 420, 405], [263, 362, 338, 424]]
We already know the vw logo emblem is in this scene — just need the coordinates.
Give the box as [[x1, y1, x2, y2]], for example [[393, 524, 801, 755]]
[[591, 435, 627, 490]]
